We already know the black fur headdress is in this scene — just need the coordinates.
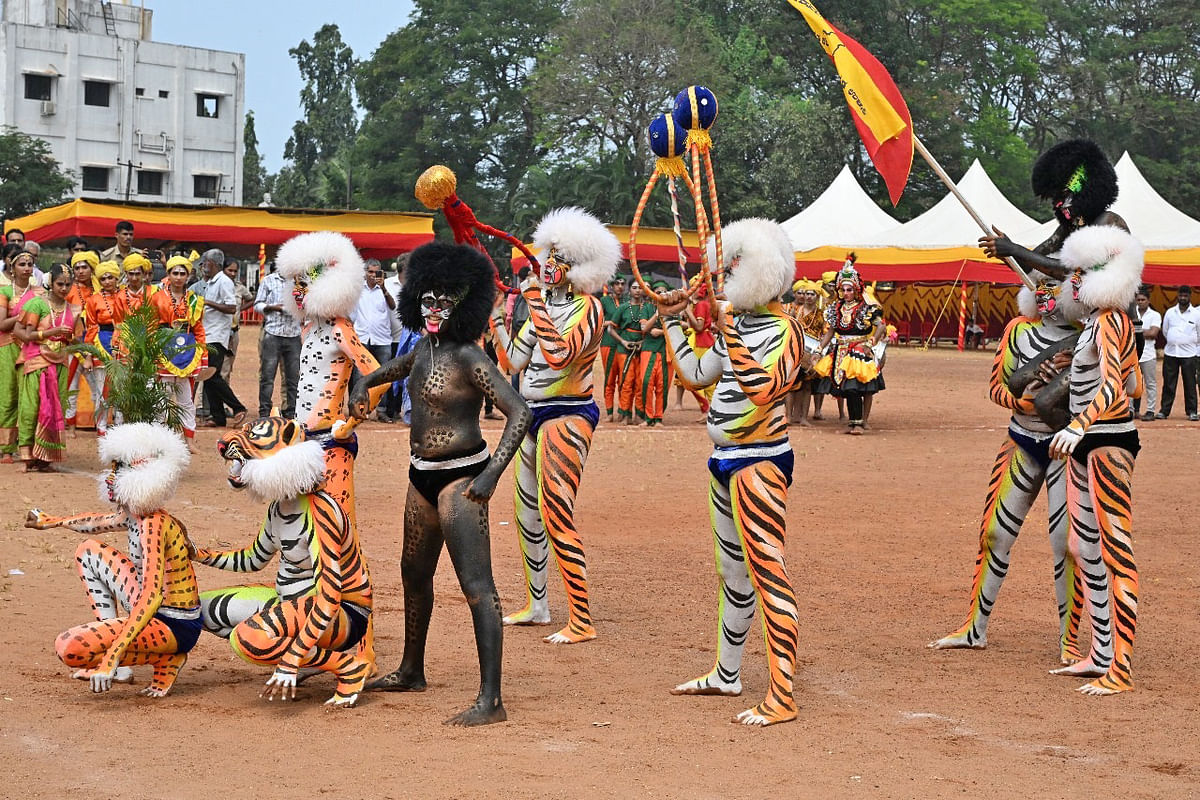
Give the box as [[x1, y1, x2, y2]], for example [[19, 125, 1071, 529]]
[[398, 241, 496, 342], [1031, 139, 1118, 225]]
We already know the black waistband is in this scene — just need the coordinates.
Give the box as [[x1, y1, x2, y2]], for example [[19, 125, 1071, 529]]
[[99, 323, 114, 332]]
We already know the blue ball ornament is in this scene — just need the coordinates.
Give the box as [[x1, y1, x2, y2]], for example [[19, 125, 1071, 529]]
[[648, 114, 687, 159], [673, 85, 718, 132]]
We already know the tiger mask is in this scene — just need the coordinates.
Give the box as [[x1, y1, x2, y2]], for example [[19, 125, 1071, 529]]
[[217, 417, 327, 504]]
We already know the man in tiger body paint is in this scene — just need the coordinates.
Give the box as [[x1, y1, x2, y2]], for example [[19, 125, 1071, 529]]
[[659, 218, 806, 726], [929, 270, 1086, 660], [27, 423, 201, 697], [490, 207, 621, 644], [598, 275, 626, 421]]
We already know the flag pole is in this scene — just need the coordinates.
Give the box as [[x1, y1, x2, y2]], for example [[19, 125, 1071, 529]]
[[913, 136, 1037, 291]]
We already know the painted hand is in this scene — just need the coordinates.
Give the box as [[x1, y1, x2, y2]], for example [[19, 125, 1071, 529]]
[[331, 419, 354, 440], [90, 668, 115, 693], [24, 509, 45, 529], [979, 225, 1014, 259], [262, 668, 298, 701], [1049, 427, 1083, 460], [347, 389, 370, 421], [464, 472, 498, 504]]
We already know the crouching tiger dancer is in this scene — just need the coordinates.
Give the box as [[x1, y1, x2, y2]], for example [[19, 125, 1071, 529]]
[[661, 219, 806, 726], [489, 208, 621, 644], [350, 241, 531, 725], [217, 417, 375, 707], [27, 423, 200, 697], [1047, 224, 1145, 695]]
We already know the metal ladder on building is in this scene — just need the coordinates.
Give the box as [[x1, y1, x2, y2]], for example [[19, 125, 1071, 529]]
[[101, 1, 117, 35]]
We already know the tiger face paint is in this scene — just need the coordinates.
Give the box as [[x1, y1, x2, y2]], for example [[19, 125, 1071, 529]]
[[541, 248, 570, 288]]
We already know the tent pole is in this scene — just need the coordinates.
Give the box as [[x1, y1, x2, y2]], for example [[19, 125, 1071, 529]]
[[913, 137, 1037, 291]]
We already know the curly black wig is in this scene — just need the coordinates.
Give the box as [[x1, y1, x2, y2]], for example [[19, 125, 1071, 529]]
[[398, 241, 496, 343], [1031, 139, 1118, 225]]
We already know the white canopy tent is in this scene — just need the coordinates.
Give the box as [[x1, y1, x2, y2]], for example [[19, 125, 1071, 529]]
[[779, 164, 900, 251]]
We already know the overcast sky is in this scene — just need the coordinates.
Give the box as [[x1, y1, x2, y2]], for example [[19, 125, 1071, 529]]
[[153, 1, 416, 172]]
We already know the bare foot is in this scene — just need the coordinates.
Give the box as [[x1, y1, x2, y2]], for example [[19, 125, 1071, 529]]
[[1, 454, 12, 464], [1077, 674, 1133, 696], [503, 603, 551, 626], [1050, 659, 1108, 678], [928, 629, 985, 650], [846, 427, 864, 436], [733, 701, 797, 727], [543, 623, 596, 644], [365, 667, 427, 692], [1060, 640, 1084, 665], [811, 414, 824, 421], [445, 696, 507, 726], [670, 675, 742, 696], [794, 419, 811, 427]]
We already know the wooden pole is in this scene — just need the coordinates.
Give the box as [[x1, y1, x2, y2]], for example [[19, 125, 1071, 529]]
[[913, 137, 1037, 291]]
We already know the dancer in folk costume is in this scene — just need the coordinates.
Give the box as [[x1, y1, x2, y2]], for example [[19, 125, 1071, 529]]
[[636, 279, 672, 426], [1045, 224, 1145, 695], [150, 256, 208, 449], [119, 252, 158, 310], [490, 207, 621, 643], [598, 275, 627, 421], [787, 279, 828, 426], [81, 260, 126, 436], [350, 242, 531, 724], [64, 250, 98, 433], [28, 423, 201, 697], [13, 263, 77, 471], [929, 271, 1087, 660], [0, 248, 45, 460], [813, 262, 886, 434], [661, 219, 806, 726]]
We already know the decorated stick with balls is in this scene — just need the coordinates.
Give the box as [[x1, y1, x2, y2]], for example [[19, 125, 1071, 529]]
[[628, 114, 709, 304], [673, 85, 722, 296], [413, 164, 533, 293]]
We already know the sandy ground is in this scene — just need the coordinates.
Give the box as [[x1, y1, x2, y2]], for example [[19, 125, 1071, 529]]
[[1, 330, 1198, 800]]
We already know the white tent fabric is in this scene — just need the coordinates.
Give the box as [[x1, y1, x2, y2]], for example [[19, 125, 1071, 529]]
[[865, 159, 1041, 248], [780, 164, 900, 251], [1015, 152, 1200, 248]]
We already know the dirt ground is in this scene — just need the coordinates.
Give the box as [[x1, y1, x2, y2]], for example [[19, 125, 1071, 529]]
[[1, 330, 1198, 800]]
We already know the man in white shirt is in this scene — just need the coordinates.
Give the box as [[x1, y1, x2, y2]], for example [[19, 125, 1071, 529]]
[[199, 248, 248, 427], [349, 259, 396, 402], [1133, 288, 1161, 420], [253, 262, 303, 419], [1157, 285, 1200, 420]]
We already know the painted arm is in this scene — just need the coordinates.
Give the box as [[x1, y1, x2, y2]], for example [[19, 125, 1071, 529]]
[[722, 316, 805, 406], [464, 347, 533, 502], [348, 348, 416, 420], [491, 312, 536, 372], [333, 318, 388, 410], [95, 513, 171, 676], [524, 290, 600, 369], [193, 514, 279, 571], [988, 317, 1037, 415], [25, 508, 127, 533], [663, 319, 722, 390]]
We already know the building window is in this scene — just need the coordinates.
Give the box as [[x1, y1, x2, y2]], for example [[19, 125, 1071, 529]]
[[24, 74, 52, 101], [81, 167, 110, 192], [135, 87, 145, 97], [83, 81, 111, 107], [159, 89, 169, 99], [193, 175, 219, 199], [137, 170, 164, 196], [196, 93, 219, 118]]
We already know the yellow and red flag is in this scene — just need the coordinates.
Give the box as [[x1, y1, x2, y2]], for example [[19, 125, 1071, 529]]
[[787, 0, 913, 205]]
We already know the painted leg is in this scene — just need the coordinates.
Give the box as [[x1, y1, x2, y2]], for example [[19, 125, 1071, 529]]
[[1051, 456, 1113, 678], [670, 473, 752, 698], [537, 416, 597, 644], [1078, 448, 1138, 696], [199, 584, 279, 638], [930, 437, 1044, 650], [441, 479, 506, 725], [1045, 457, 1084, 663], [730, 461, 798, 726], [367, 485, 441, 692], [503, 434, 551, 625], [72, 539, 140, 683], [55, 616, 183, 695]]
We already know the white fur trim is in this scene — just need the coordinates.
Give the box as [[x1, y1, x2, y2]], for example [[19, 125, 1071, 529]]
[[1061, 226, 1144, 311], [275, 231, 365, 321], [532, 207, 621, 295], [96, 423, 190, 516], [715, 218, 795, 311], [237, 440, 326, 503]]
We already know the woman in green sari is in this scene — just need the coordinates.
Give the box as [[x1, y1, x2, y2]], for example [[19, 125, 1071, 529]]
[[0, 246, 44, 462]]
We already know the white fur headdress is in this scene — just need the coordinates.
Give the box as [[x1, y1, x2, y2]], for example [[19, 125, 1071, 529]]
[[276, 231, 365, 321], [1060, 225, 1144, 311], [714, 218, 795, 312], [96, 423, 190, 516], [236, 440, 326, 504], [532, 207, 621, 295]]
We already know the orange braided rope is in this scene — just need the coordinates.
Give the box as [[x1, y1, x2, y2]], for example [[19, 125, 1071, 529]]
[[628, 170, 708, 304]]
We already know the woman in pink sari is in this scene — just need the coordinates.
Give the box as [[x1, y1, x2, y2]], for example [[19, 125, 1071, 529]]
[[14, 264, 76, 472]]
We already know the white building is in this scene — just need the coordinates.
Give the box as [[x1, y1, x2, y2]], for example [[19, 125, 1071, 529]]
[[1, 0, 245, 205]]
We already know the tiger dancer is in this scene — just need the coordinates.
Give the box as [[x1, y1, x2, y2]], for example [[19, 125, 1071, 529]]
[[659, 218, 806, 726], [490, 207, 621, 644], [1047, 224, 1145, 695], [27, 423, 201, 697], [930, 272, 1086, 661]]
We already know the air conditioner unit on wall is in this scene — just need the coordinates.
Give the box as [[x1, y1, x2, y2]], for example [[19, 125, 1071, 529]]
[[40, 101, 56, 116]]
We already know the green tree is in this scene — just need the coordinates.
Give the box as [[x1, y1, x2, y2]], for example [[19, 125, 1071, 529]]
[[242, 111, 268, 206], [0, 127, 74, 221]]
